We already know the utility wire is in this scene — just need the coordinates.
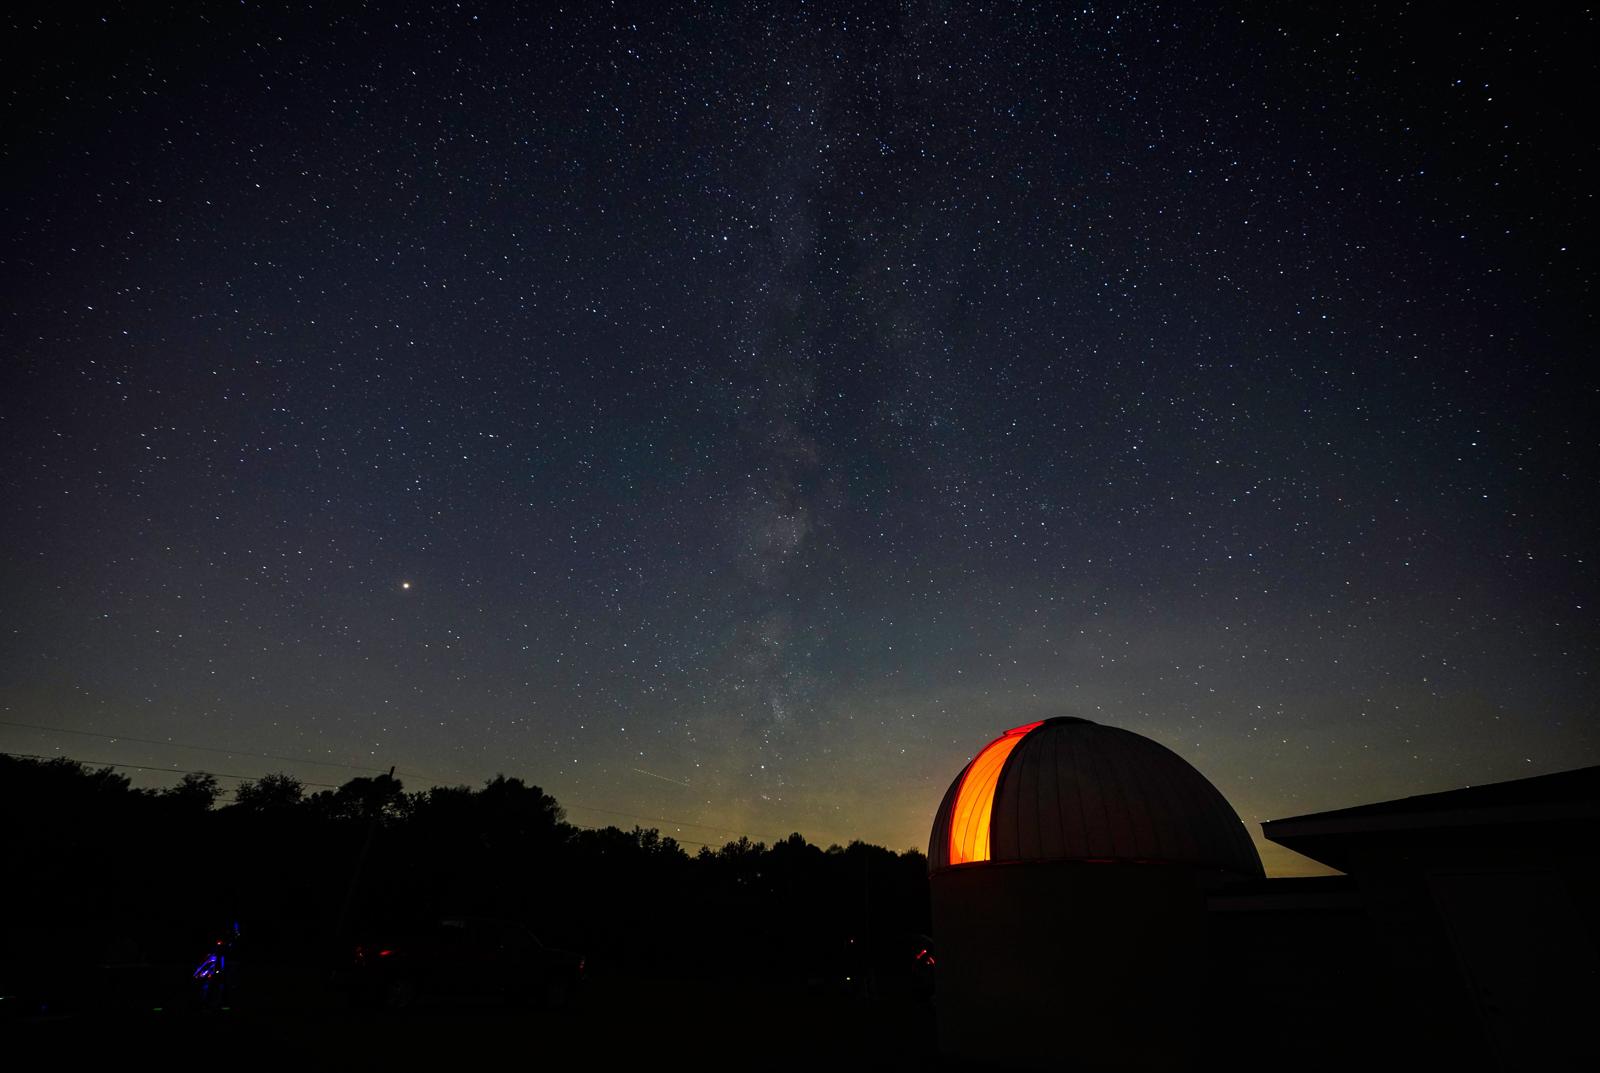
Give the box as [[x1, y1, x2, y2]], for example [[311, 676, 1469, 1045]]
[[0, 718, 444, 783], [6, 751, 812, 863], [0, 751, 343, 788], [561, 801, 776, 842], [4, 751, 731, 848], [4, 721, 783, 847], [568, 820, 715, 849]]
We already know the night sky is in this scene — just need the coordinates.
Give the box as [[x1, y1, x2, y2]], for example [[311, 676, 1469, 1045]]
[[3, 3, 1595, 875]]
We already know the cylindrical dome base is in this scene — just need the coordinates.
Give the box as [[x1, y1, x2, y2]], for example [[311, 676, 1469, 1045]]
[[932, 861, 1208, 1071]]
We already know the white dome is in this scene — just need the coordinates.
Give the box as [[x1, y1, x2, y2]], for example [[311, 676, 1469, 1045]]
[[928, 717, 1263, 877]]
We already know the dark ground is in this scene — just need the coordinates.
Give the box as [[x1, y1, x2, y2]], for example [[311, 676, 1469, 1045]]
[[5, 970, 960, 1069]]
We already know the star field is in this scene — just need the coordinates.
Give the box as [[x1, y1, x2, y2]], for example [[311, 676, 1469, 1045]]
[[3, 3, 1595, 873]]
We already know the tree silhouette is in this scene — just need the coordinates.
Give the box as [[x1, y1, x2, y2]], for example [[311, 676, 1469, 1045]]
[[162, 771, 221, 810], [3, 752, 935, 998], [0, 753, 131, 800], [309, 772, 408, 821], [232, 771, 304, 810]]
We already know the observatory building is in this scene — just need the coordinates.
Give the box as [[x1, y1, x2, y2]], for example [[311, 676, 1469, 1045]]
[[928, 716, 1261, 1070], [929, 719, 1600, 1071]]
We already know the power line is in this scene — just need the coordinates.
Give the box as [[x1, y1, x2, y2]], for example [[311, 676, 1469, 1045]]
[[0, 751, 343, 788], [1, 751, 736, 844], [0, 718, 443, 783], [3, 721, 781, 847], [7, 753, 799, 856], [561, 801, 774, 842], [568, 820, 715, 849]]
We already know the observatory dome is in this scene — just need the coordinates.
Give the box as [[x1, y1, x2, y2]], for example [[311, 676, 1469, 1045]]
[[928, 716, 1263, 877]]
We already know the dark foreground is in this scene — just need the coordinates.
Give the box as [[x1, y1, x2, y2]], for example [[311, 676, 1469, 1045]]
[[6, 972, 962, 1070], [5, 965, 1534, 1072]]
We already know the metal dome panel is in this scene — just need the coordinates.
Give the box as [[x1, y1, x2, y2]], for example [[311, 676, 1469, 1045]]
[[929, 717, 1263, 877]]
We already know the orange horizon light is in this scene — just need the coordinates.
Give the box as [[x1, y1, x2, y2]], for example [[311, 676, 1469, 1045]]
[[947, 721, 1043, 865]]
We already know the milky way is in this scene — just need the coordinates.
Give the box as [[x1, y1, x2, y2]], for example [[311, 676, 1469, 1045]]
[[3, 4, 1595, 873]]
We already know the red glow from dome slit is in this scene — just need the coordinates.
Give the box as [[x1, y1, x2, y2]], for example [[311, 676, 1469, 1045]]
[[948, 721, 1043, 865]]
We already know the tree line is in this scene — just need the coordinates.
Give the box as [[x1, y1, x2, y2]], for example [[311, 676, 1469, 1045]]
[[1, 753, 931, 990]]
